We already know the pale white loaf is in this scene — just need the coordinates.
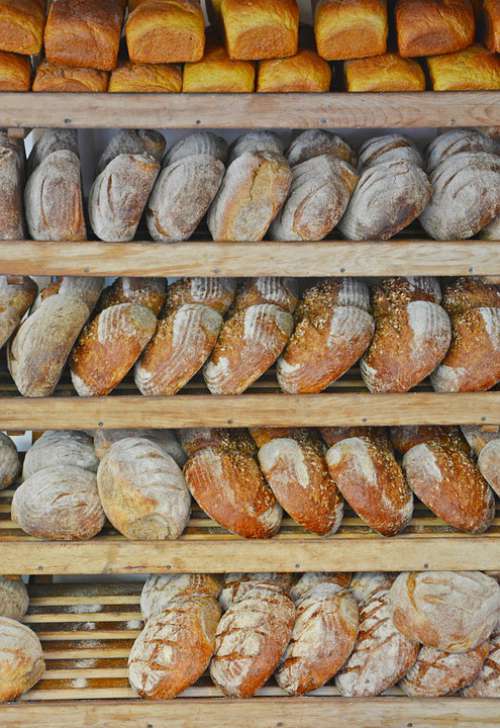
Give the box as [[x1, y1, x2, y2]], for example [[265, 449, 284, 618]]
[[400, 643, 489, 697], [228, 131, 285, 163], [0, 432, 19, 489], [0, 577, 29, 620], [290, 572, 353, 603], [462, 626, 500, 697], [28, 129, 79, 174], [23, 430, 98, 479], [426, 129, 497, 173], [165, 132, 228, 165], [358, 134, 423, 170], [141, 574, 222, 620], [0, 618, 45, 702], [350, 572, 396, 604], [33, 276, 103, 314]]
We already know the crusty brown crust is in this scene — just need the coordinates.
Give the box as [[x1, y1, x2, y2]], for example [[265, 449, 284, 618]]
[[96, 278, 166, 316], [166, 278, 236, 316], [109, 60, 182, 92], [0, 50, 31, 90], [33, 60, 109, 92], [344, 53, 425, 92], [140, 574, 222, 619], [0, 0, 45, 56], [390, 425, 469, 455], [396, 0, 475, 57], [484, 0, 500, 51], [179, 427, 256, 457], [427, 45, 500, 91], [315, 0, 388, 60], [257, 49, 331, 92], [442, 277, 500, 317], [234, 277, 298, 314], [0, 275, 36, 350], [221, 0, 299, 60], [183, 41, 255, 92], [401, 643, 489, 697], [0, 617, 45, 702]]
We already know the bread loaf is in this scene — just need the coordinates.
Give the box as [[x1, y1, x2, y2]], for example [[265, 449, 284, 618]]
[[183, 40, 255, 92], [257, 429, 344, 535], [358, 134, 423, 170], [141, 574, 222, 619], [287, 129, 355, 168], [401, 643, 489, 697], [147, 153, 225, 242], [320, 425, 386, 448], [0, 50, 31, 90], [426, 129, 496, 173], [129, 595, 221, 698], [0, 136, 25, 239], [179, 427, 256, 457], [0, 0, 45, 55], [326, 433, 413, 536], [110, 60, 182, 92], [481, 215, 500, 240], [484, 0, 500, 51], [258, 49, 331, 92], [94, 428, 185, 466], [0, 433, 19, 490], [126, 0, 205, 64], [207, 150, 292, 241], [335, 588, 419, 696], [28, 129, 78, 174], [33, 60, 109, 92], [270, 155, 358, 241], [315, 0, 388, 60], [25, 149, 86, 241], [90, 153, 160, 242], [0, 276, 37, 348], [96, 277, 166, 317], [220, 572, 294, 610], [45, 0, 126, 71], [427, 45, 500, 91], [344, 52, 425, 92], [461, 424, 499, 456], [0, 577, 28, 620], [277, 279, 374, 394], [8, 294, 90, 397], [33, 276, 102, 314], [371, 276, 442, 316], [220, 0, 299, 60], [23, 430, 98, 479], [478, 439, 500, 497], [165, 276, 236, 315], [97, 437, 190, 540], [228, 131, 285, 163], [441, 276, 499, 317], [210, 584, 295, 697], [97, 129, 166, 175], [403, 441, 495, 533], [233, 277, 298, 313], [250, 426, 300, 448], [70, 303, 157, 396], [420, 152, 500, 240], [338, 159, 431, 241], [462, 625, 500, 697], [290, 572, 352, 602], [183, 431, 282, 538], [350, 572, 396, 604], [165, 132, 227, 167], [396, 0, 474, 57], [12, 465, 105, 540], [390, 425, 468, 455], [0, 618, 45, 702], [390, 571, 500, 652]]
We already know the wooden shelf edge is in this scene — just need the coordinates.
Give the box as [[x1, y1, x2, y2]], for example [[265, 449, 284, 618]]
[[2, 240, 499, 277], [3, 697, 498, 728], [0, 92, 498, 129], [4, 536, 500, 575], [0, 393, 498, 430]]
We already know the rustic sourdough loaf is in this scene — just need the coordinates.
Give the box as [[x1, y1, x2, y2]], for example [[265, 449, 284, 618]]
[[94, 428, 185, 465], [33, 276, 102, 314], [478, 439, 500, 497], [233, 277, 298, 313], [358, 134, 423, 170], [0, 275, 37, 349], [287, 129, 355, 167], [220, 572, 295, 610], [178, 427, 256, 458], [0, 618, 45, 702], [0, 135, 25, 239], [290, 572, 352, 602], [462, 624, 500, 697], [96, 277, 166, 316], [228, 131, 286, 163], [0, 433, 19, 489], [165, 132, 228, 166], [400, 643, 489, 697], [23, 430, 98, 479], [27, 129, 78, 174], [390, 425, 469, 455], [426, 129, 496, 173], [97, 130, 165, 175], [141, 574, 222, 620], [350, 572, 396, 604], [0, 577, 29, 621], [164, 277, 236, 314], [461, 425, 500, 456]]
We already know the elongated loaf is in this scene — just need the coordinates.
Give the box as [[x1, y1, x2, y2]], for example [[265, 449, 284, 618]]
[[12, 465, 105, 540], [0, 433, 19, 490], [33, 60, 109, 92], [0, 137, 25, 240], [290, 572, 352, 602], [220, 0, 299, 60], [0, 618, 45, 702], [358, 134, 423, 170], [220, 572, 294, 610], [97, 130, 166, 175], [109, 60, 182, 92], [426, 129, 496, 173], [97, 437, 191, 540], [478, 439, 500, 497], [164, 276, 236, 314], [326, 432, 413, 536], [141, 574, 222, 619], [461, 424, 500, 456], [96, 277, 166, 317], [315, 0, 388, 60], [228, 130, 285, 163], [396, 0, 474, 57], [129, 595, 220, 698], [33, 276, 102, 314], [94, 428, 185, 466], [8, 293, 90, 397], [390, 571, 500, 653], [344, 53, 425, 92], [401, 643, 489, 697], [350, 572, 396, 604], [165, 132, 228, 166], [23, 430, 98, 479], [28, 129, 78, 174], [0, 0, 45, 55], [183, 430, 282, 538], [0, 276, 37, 349], [335, 588, 419, 696], [427, 45, 500, 91], [0, 577, 28, 620], [0, 50, 31, 90], [391, 424, 468, 455], [233, 276, 298, 313], [287, 129, 355, 167], [210, 584, 295, 697], [70, 303, 157, 396], [258, 49, 331, 92], [183, 40, 256, 92]]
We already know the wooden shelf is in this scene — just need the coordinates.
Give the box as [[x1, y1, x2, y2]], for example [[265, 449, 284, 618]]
[[1, 240, 498, 278], [1, 582, 496, 727], [1, 92, 498, 129]]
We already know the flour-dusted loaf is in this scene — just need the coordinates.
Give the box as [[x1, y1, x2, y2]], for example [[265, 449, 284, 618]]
[[165, 132, 228, 166], [0, 135, 25, 240], [23, 430, 98, 479], [27, 129, 79, 175], [220, 572, 294, 610], [403, 440, 495, 533], [314, 0, 388, 60], [270, 154, 358, 241], [390, 571, 500, 653], [12, 465, 105, 540], [96, 129, 166, 175], [210, 584, 295, 697], [8, 293, 90, 397], [207, 150, 292, 241], [478, 439, 500, 497], [390, 425, 469, 455], [96, 277, 166, 316], [350, 572, 396, 604], [94, 428, 186, 466], [0, 618, 45, 702], [90, 152, 160, 242], [338, 158, 431, 241], [358, 134, 424, 170], [421, 152, 500, 240], [166, 277, 236, 315], [276, 582, 359, 695], [0, 433, 19, 490], [289, 572, 352, 603], [220, 0, 299, 60], [183, 430, 282, 538], [97, 437, 191, 540], [129, 595, 221, 699], [441, 276, 499, 316], [33, 276, 103, 314], [335, 588, 419, 696], [228, 131, 286, 164], [361, 277, 451, 393], [426, 129, 496, 173], [396, 0, 475, 57], [257, 429, 344, 535], [463, 625, 500, 697], [481, 215, 500, 240], [326, 432, 413, 536], [0, 276, 37, 349], [141, 574, 222, 619], [233, 277, 298, 314], [287, 129, 356, 168], [277, 278, 374, 394], [400, 643, 489, 697], [0, 577, 29, 621], [179, 427, 257, 458], [320, 425, 387, 448], [70, 303, 157, 396], [461, 424, 500, 456]]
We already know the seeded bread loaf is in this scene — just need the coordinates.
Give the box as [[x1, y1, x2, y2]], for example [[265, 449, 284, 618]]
[[96, 277, 166, 317], [164, 277, 236, 315]]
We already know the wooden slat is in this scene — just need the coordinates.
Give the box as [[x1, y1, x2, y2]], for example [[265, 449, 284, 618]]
[[0, 92, 498, 128], [0, 240, 498, 277], [0, 392, 498, 430]]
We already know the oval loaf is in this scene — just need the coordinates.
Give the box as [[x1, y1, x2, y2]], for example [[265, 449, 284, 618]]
[[350, 572, 396, 605], [0, 577, 29, 621], [287, 129, 355, 167], [478, 439, 500, 497], [141, 574, 222, 620], [94, 428, 185, 466], [96, 129, 165, 175], [96, 277, 166, 317], [165, 131, 228, 165], [0, 432, 19, 489], [400, 643, 489, 697], [0, 139, 25, 240], [0, 276, 37, 349], [23, 430, 98, 479], [290, 572, 352, 603], [165, 277, 236, 315], [220, 572, 294, 610], [358, 134, 423, 170], [0, 618, 45, 702]]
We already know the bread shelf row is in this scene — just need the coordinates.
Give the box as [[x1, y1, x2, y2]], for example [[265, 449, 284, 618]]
[[1, 92, 498, 129], [2, 240, 498, 278]]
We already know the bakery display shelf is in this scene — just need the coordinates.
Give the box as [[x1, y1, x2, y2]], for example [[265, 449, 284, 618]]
[[1, 92, 498, 130], [1, 581, 496, 727], [2, 239, 498, 278], [2, 488, 500, 574]]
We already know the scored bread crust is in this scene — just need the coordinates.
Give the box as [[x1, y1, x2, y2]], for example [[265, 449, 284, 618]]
[[140, 574, 222, 620], [96, 277, 166, 317], [426, 129, 496, 173], [462, 626, 500, 697], [93, 428, 185, 466], [0, 276, 37, 349], [0, 617, 45, 703], [0, 432, 19, 489], [400, 643, 489, 697], [23, 430, 98, 479], [165, 277, 236, 315], [220, 572, 294, 610], [287, 129, 356, 168]]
